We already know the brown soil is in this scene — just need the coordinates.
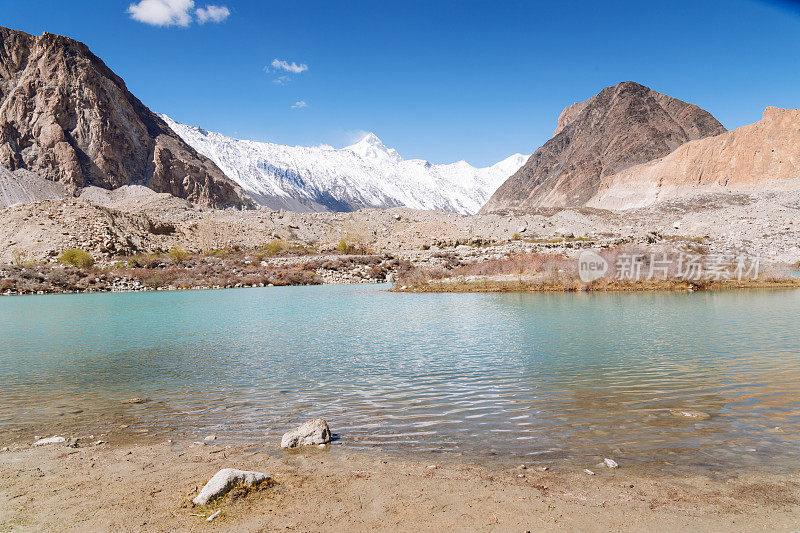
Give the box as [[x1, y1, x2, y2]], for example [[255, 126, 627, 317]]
[[1, 441, 798, 532]]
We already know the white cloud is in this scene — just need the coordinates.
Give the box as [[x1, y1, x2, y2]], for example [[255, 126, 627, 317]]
[[196, 5, 230, 23], [128, 0, 230, 26], [291, 100, 308, 109], [128, 0, 195, 26], [271, 59, 309, 74]]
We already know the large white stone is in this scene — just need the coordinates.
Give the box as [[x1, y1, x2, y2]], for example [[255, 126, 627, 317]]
[[280, 418, 332, 448], [192, 468, 269, 505], [33, 436, 65, 446]]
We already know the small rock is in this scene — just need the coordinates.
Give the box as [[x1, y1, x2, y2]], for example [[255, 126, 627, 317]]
[[94, 440, 106, 445], [192, 468, 270, 505], [670, 409, 710, 420], [517, 473, 525, 478], [0, 447, 9, 452], [317, 443, 326, 449], [280, 418, 332, 448], [518, 464, 527, 470], [584, 469, 596, 475], [33, 436, 66, 447], [604, 458, 619, 469], [206, 510, 221, 522], [123, 398, 147, 404], [426, 465, 437, 470], [204, 435, 217, 442]]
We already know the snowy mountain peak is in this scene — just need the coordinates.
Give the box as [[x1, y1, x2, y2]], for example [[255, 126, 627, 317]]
[[347, 132, 402, 163], [161, 114, 529, 214]]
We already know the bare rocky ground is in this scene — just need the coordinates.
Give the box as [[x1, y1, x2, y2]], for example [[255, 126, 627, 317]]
[[2, 188, 799, 259], [1, 438, 798, 532], [0, 187, 798, 293]]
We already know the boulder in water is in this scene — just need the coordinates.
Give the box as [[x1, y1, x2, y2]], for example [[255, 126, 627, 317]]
[[280, 418, 332, 448]]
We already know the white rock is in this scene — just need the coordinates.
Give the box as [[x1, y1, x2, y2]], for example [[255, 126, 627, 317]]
[[584, 469, 596, 475], [604, 458, 619, 469], [206, 510, 221, 522], [192, 468, 270, 505], [280, 418, 332, 448], [670, 409, 710, 420], [204, 435, 217, 442], [33, 436, 66, 446]]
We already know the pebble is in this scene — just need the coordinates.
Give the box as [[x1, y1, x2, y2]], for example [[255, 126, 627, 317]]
[[204, 435, 216, 442], [206, 510, 221, 522], [584, 469, 596, 475], [603, 458, 619, 469], [123, 398, 147, 404], [670, 409, 710, 420], [426, 465, 437, 470]]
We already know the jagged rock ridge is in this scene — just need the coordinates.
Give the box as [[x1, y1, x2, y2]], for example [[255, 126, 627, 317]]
[[0, 27, 249, 208], [480, 81, 727, 212]]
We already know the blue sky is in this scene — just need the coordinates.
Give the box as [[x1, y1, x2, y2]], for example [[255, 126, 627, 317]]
[[1, 0, 799, 166]]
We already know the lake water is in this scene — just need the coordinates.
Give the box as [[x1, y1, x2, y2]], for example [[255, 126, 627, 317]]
[[1, 285, 799, 471]]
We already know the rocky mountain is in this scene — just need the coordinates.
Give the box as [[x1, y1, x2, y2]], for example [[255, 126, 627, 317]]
[[588, 107, 800, 209], [163, 115, 528, 214], [480, 81, 727, 213], [0, 27, 249, 208], [0, 165, 67, 209]]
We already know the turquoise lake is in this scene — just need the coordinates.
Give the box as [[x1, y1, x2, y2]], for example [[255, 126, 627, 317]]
[[1, 284, 799, 470]]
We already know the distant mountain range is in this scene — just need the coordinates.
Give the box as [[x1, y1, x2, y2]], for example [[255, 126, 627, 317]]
[[1, 26, 798, 215], [162, 116, 528, 214]]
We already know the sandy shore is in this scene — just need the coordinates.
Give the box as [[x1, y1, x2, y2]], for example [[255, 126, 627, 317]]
[[1, 439, 798, 532]]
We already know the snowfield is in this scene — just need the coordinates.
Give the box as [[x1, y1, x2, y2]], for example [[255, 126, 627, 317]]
[[162, 115, 527, 214]]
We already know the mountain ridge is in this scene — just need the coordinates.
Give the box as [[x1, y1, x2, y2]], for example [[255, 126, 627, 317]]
[[163, 115, 528, 214], [480, 81, 727, 213], [0, 27, 250, 208], [587, 106, 800, 209]]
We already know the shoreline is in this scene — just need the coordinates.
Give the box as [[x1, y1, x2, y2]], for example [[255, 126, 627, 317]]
[[394, 277, 800, 293], [1, 437, 798, 531]]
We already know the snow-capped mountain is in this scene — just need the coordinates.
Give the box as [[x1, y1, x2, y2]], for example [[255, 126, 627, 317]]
[[161, 115, 528, 214]]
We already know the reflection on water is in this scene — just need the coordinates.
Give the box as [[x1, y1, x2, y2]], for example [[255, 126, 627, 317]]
[[1, 285, 799, 470]]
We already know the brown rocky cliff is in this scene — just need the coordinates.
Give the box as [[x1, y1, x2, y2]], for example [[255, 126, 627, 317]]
[[0, 27, 251, 208], [480, 81, 726, 213], [587, 107, 800, 209]]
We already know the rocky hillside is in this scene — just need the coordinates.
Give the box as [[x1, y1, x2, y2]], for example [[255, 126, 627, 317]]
[[480, 81, 726, 212], [0, 27, 249, 208], [163, 116, 528, 215], [0, 165, 67, 209], [588, 107, 800, 209]]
